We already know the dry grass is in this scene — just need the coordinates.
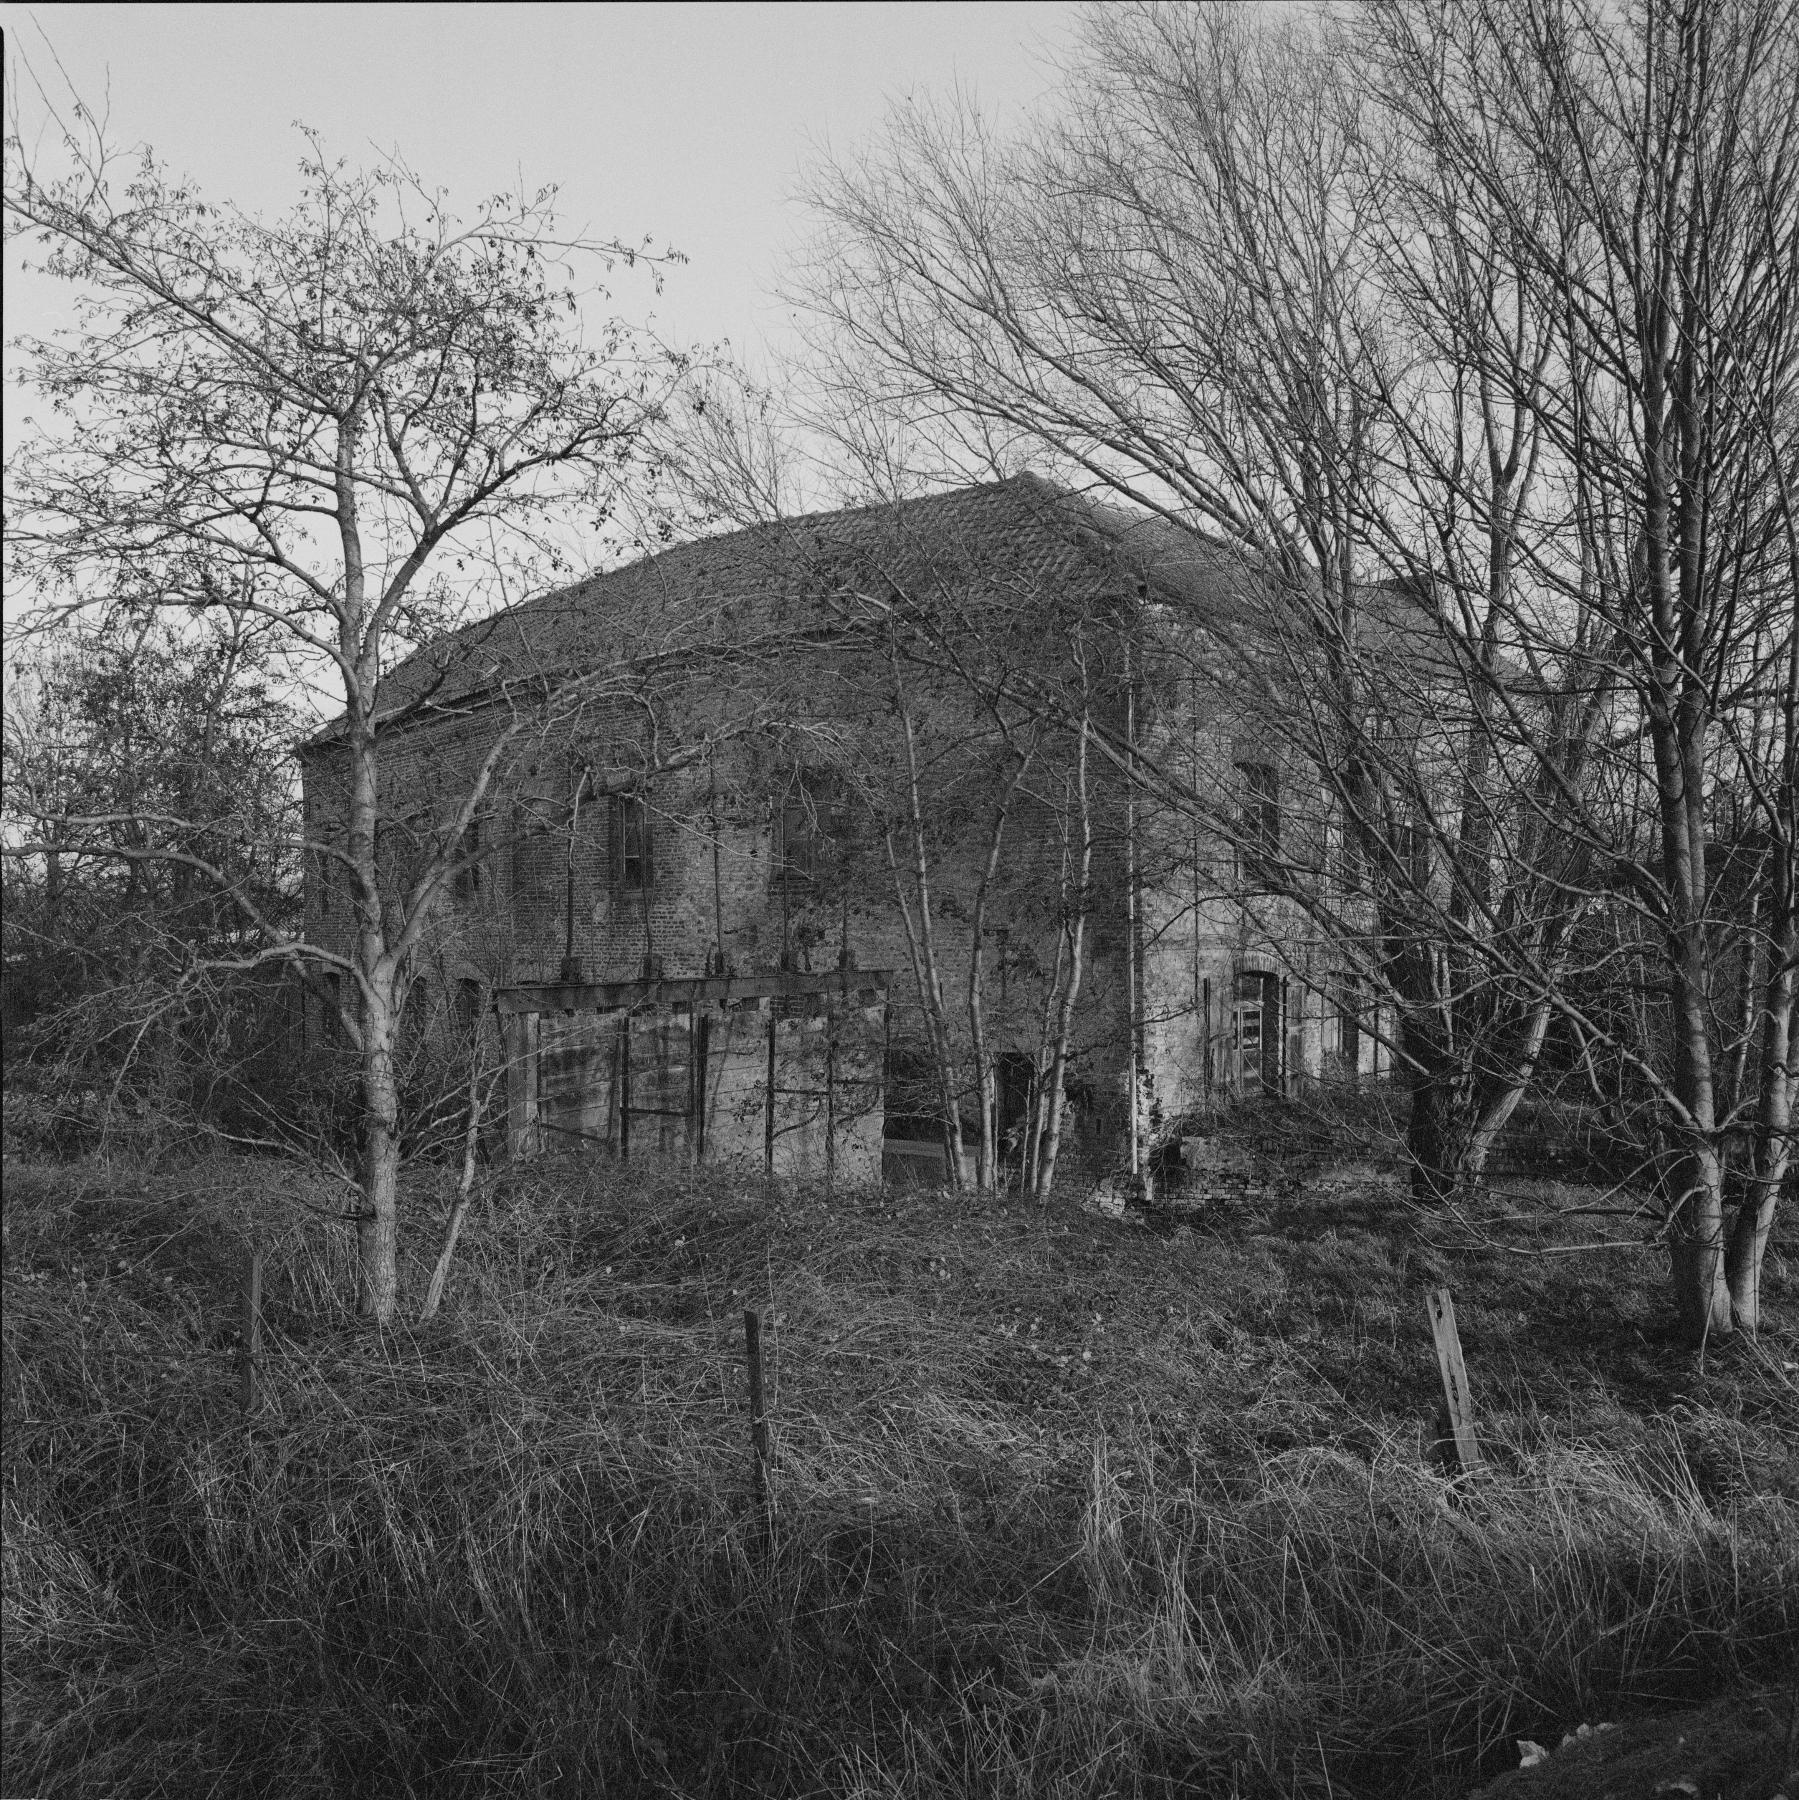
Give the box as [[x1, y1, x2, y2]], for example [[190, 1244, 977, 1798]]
[[2, 1150, 1794, 1798]]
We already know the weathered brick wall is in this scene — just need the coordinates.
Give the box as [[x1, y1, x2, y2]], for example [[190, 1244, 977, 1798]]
[[512, 980, 887, 1181], [296, 483, 1368, 1192]]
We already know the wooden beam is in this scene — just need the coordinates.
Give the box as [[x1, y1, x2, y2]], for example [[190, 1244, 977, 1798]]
[[1425, 1286, 1482, 1474], [496, 967, 890, 1016], [239, 1246, 263, 1416]]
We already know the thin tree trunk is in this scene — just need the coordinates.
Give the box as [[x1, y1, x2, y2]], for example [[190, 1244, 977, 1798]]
[[1726, 881, 1764, 1123], [1034, 712, 1093, 1204], [1460, 998, 1554, 1185], [359, 988, 402, 1322], [892, 700, 966, 1190], [420, 1000, 489, 1323], [967, 748, 1033, 1194], [336, 401, 404, 1325], [1727, 840, 1795, 1332], [1023, 913, 1068, 1200]]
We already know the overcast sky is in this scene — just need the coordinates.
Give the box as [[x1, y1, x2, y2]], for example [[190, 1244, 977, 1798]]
[[4, 3, 1077, 375]]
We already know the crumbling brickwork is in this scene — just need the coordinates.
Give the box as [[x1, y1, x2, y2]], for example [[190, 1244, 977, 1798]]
[[302, 476, 1374, 1192]]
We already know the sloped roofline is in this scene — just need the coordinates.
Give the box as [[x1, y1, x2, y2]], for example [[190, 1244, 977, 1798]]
[[300, 472, 1247, 750]]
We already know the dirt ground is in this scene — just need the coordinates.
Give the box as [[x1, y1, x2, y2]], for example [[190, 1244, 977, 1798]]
[[1465, 1681, 1798, 1800]]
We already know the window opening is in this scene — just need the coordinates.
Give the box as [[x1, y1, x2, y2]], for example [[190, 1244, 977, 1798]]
[[456, 977, 482, 1034], [453, 816, 483, 901], [775, 771, 844, 884], [1335, 972, 1362, 1075], [1235, 762, 1280, 887], [1338, 816, 1368, 895], [1233, 970, 1281, 1096], [610, 792, 653, 893], [995, 1050, 1036, 1165]]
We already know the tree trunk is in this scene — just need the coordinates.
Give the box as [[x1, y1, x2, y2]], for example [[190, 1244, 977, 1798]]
[[891, 701, 967, 1191], [1389, 932, 1472, 1207], [1023, 926, 1066, 1200], [1405, 1055, 1472, 1207], [421, 998, 489, 1323], [1034, 910, 1088, 1204], [967, 748, 1033, 1195], [1459, 999, 1554, 1187], [358, 976, 402, 1323], [1032, 715, 1093, 1203], [1727, 863, 1795, 1332], [1667, 1144, 1732, 1344]]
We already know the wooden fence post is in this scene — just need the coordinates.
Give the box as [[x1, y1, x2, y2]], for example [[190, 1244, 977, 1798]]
[[743, 1307, 771, 1526], [1425, 1286, 1481, 1473], [240, 1245, 263, 1416], [764, 1009, 777, 1175]]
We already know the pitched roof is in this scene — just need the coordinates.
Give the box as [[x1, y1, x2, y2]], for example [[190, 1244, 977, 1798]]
[[357, 474, 1252, 733]]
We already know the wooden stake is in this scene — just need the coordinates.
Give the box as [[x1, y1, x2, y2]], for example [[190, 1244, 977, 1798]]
[[743, 1307, 771, 1521], [1425, 1286, 1481, 1473], [240, 1245, 263, 1416], [764, 1010, 777, 1174]]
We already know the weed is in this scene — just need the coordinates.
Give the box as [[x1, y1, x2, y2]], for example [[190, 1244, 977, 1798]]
[[3, 1151, 1793, 1797]]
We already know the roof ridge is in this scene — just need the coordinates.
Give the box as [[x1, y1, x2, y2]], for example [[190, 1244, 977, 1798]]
[[347, 473, 1246, 736], [379, 472, 1066, 685]]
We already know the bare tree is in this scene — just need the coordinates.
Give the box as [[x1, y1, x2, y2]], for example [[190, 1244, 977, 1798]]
[[5, 96, 691, 1319], [791, 5, 1560, 1207], [1371, 0, 1799, 1335], [791, 0, 1796, 1336]]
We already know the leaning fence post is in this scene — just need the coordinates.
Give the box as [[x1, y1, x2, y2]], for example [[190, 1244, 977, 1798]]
[[1425, 1286, 1481, 1473], [743, 1307, 771, 1530], [240, 1245, 264, 1416]]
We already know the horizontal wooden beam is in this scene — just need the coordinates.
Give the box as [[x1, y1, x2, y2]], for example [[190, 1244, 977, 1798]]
[[496, 967, 891, 1015]]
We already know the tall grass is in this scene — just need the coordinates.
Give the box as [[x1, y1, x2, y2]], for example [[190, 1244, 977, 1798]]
[[3, 1154, 1793, 1798]]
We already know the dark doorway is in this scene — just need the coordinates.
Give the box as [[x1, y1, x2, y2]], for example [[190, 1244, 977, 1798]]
[[995, 1050, 1037, 1167]]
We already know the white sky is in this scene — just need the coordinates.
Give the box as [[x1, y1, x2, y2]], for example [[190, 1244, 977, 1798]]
[[2, 3, 1083, 698], [4, 3, 1077, 376]]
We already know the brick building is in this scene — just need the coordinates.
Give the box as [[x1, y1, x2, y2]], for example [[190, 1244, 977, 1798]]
[[301, 476, 1383, 1193]]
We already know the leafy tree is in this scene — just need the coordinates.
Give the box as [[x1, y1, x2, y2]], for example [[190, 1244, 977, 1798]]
[[3, 611, 300, 1130]]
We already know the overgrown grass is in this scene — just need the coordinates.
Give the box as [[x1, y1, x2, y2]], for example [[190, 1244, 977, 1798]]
[[3, 1151, 1794, 1797]]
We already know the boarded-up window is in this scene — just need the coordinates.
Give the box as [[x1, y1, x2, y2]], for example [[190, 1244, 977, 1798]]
[[610, 793, 653, 893]]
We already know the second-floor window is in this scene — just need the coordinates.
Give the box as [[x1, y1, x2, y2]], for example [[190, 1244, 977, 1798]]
[[452, 817, 484, 901], [1236, 760, 1280, 887], [610, 792, 653, 893], [1337, 817, 1368, 895], [314, 842, 337, 917], [510, 799, 559, 906], [775, 771, 845, 884]]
